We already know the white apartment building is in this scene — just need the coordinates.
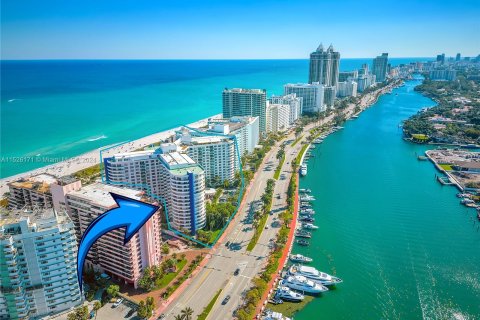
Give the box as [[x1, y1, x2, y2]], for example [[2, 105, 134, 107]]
[[178, 130, 236, 186], [270, 93, 302, 124], [104, 151, 206, 234], [206, 116, 260, 157], [284, 82, 325, 113], [0, 208, 82, 320], [65, 183, 162, 288], [266, 103, 290, 133], [337, 81, 358, 97], [157, 152, 206, 234]]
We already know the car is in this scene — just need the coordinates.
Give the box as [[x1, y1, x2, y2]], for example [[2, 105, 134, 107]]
[[125, 309, 136, 318], [222, 295, 231, 305], [265, 226, 269, 229], [113, 298, 124, 308], [157, 315, 166, 320], [225, 241, 230, 247], [234, 268, 240, 276], [90, 311, 95, 319], [276, 194, 281, 199]]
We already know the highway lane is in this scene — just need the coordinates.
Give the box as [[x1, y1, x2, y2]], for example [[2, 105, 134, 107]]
[[207, 130, 305, 320]]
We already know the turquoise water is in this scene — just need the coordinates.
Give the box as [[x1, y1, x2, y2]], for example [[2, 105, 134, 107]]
[[295, 78, 480, 319], [1, 59, 425, 178]]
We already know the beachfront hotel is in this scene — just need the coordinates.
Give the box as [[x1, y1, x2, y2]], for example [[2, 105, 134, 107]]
[[284, 82, 325, 113], [266, 103, 290, 133], [0, 208, 82, 319], [104, 151, 206, 234], [178, 129, 236, 186], [269, 93, 302, 124], [372, 53, 389, 82], [222, 88, 267, 133], [65, 183, 162, 288], [309, 43, 340, 88]]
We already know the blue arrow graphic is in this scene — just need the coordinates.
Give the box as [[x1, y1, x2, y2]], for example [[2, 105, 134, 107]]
[[76, 192, 159, 292]]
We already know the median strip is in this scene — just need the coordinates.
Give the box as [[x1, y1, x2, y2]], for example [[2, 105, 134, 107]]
[[197, 289, 222, 320]]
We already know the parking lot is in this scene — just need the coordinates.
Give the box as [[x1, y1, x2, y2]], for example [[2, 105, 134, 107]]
[[96, 299, 139, 319]]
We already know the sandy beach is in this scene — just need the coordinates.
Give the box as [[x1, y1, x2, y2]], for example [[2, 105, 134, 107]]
[[0, 114, 222, 196]]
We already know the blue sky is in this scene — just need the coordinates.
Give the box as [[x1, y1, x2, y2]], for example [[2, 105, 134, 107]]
[[1, 0, 479, 59]]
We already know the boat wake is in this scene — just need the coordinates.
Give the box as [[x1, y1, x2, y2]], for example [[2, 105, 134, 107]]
[[88, 135, 108, 142]]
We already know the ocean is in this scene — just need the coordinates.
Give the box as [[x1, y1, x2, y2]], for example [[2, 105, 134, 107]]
[[295, 77, 480, 319], [1, 58, 424, 178]]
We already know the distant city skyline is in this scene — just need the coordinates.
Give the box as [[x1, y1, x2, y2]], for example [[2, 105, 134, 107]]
[[1, 0, 479, 60]]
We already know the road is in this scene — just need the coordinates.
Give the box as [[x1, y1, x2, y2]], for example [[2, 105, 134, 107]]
[[161, 128, 306, 320]]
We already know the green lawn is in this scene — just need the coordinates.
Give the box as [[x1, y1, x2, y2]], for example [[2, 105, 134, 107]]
[[412, 133, 429, 141], [246, 213, 269, 251], [156, 259, 187, 289], [274, 154, 286, 180], [208, 229, 222, 244], [439, 164, 453, 171], [291, 135, 303, 147], [197, 289, 222, 320], [266, 296, 314, 318], [295, 144, 309, 166]]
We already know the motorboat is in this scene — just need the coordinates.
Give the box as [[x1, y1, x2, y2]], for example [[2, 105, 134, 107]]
[[296, 239, 310, 246], [300, 164, 307, 176], [299, 216, 315, 222], [299, 188, 311, 193], [300, 195, 315, 201], [289, 265, 343, 286], [295, 230, 311, 238], [302, 223, 319, 230], [274, 286, 304, 302], [300, 211, 315, 217], [289, 254, 313, 263], [280, 275, 328, 294], [262, 310, 291, 320]]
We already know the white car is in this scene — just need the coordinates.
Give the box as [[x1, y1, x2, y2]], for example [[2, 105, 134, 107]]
[[113, 298, 124, 308]]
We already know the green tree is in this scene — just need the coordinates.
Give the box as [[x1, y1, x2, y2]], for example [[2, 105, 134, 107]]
[[106, 284, 119, 298], [161, 243, 170, 254], [137, 301, 148, 319], [295, 126, 303, 137], [67, 306, 89, 320]]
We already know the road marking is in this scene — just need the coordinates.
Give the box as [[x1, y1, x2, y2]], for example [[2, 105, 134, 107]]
[[183, 269, 213, 305]]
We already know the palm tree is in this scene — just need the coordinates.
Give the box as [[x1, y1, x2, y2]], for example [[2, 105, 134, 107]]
[[174, 315, 184, 320], [181, 307, 194, 320]]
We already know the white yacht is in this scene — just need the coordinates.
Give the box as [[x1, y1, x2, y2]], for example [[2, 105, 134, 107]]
[[289, 254, 313, 263], [300, 164, 307, 176], [300, 194, 315, 201], [302, 223, 319, 230], [274, 286, 304, 302], [262, 310, 292, 320], [289, 265, 343, 286], [280, 275, 329, 294]]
